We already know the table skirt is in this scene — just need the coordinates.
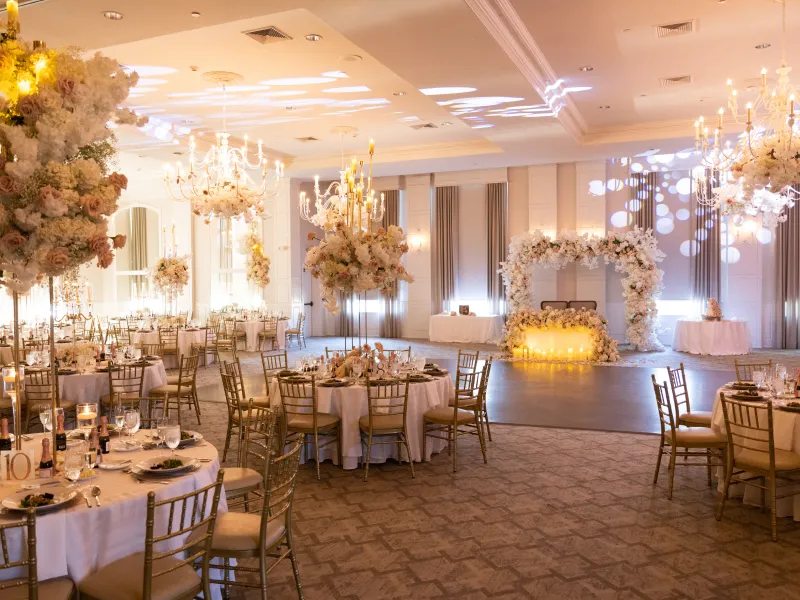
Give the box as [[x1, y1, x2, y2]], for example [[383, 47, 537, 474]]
[[672, 319, 751, 356], [428, 315, 504, 344]]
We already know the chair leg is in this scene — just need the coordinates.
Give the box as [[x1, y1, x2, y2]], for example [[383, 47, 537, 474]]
[[770, 475, 778, 542], [653, 439, 664, 485], [716, 452, 734, 521], [706, 450, 713, 488], [222, 419, 233, 462], [484, 405, 492, 442], [667, 445, 677, 500], [452, 426, 458, 473], [286, 527, 305, 600], [314, 430, 321, 481], [421, 421, 427, 463], [402, 429, 415, 479], [363, 430, 373, 482], [476, 416, 488, 464]]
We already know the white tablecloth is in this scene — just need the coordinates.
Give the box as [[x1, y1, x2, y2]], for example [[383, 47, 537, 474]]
[[428, 315, 504, 344], [672, 319, 751, 356], [270, 375, 452, 470], [58, 361, 168, 405], [0, 430, 227, 597], [711, 384, 800, 519], [131, 330, 206, 368], [234, 319, 289, 352]]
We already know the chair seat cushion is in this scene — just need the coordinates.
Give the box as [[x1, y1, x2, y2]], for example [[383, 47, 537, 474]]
[[247, 396, 271, 408], [231, 410, 252, 423], [285, 329, 300, 335], [287, 413, 340, 432], [668, 427, 726, 445], [423, 407, 475, 424], [0, 576, 74, 600], [736, 448, 800, 472], [188, 512, 285, 553], [99, 392, 139, 405], [166, 375, 195, 386], [149, 384, 193, 397], [224, 467, 262, 492], [78, 551, 201, 600], [678, 411, 713, 427], [448, 396, 479, 408], [359, 413, 404, 432]]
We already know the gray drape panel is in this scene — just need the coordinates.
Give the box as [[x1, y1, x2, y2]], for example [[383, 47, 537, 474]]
[[129, 207, 148, 295], [431, 186, 459, 314], [630, 172, 656, 231], [487, 183, 507, 315], [381, 190, 402, 337], [775, 203, 800, 348], [690, 172, 721, 308], [336, 291, 354, 337]]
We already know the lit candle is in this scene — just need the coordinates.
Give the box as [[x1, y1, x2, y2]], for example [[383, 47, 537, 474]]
[[717, 107, 724, 129], [369, 138, 375, 155], [694, 121, 700, 141], [727, 78, 733, 96], [6, 1, 18, 37], [746, 102, 753, 123], [761, 67, 768, 90]]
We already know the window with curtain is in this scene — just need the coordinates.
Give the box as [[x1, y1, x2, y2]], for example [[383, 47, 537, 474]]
[[775, 203, 800, 348], [630, 172, 656, 231], [690, 171, 721, 311], [431, 186, 459, 314], [381, 190, 402, 337], [211, 217, 249, 309], [487, 183, 507, 316]]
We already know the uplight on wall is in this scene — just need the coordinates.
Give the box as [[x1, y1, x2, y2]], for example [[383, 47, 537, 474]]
[[407, 230, 428, 252]]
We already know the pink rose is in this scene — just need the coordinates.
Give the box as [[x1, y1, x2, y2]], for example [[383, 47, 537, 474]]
[[56, 76, 77, 97], [0, 176, 19, 197], [44, 248, 70, 270], [0, 230, 26, 252], [112, 234, 126, 249], [16, 95, 41, 121], [88, 235, 109, 255], [82, 195, 102, 218], [96, 252, 114, 269], [107, 172, 128, 191]]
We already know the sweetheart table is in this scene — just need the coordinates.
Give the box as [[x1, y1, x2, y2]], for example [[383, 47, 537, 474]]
[[428, 315, 504, 344], [673, 319, 751, 356], [0, 430, 228, 598]]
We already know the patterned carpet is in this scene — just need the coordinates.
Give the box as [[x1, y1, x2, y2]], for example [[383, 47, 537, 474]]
[[182, 397, 800, 600]]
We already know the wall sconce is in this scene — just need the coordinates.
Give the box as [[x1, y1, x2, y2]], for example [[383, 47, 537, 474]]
[[407, 230, 428, 252]]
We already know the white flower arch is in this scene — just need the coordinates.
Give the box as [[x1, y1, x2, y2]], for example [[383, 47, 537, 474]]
[[500, 227, 665, 351]]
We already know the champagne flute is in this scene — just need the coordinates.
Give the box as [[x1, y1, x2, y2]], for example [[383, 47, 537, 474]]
[[39, 405, 52, 432], [113, 401, 125, 440], [124, 409, 139, 443]]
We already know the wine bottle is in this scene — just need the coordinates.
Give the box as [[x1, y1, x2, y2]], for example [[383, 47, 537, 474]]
[[55, 413, 67, 469], [0, 418, 11, 452], [38, 438, 53, 478], [99, 417, 110, 454]]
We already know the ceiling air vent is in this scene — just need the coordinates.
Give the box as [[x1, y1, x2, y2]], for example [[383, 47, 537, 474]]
[[243, 26, 292, 45], [659, 75, 693, 87], [296, 136, 319, 143], [654, 20, 695, 38], [410, 123, 438, 130]]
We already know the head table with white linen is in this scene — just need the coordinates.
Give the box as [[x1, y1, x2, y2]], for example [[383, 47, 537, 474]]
[[57, 360, 168, 406], [672, 318, 751, 356], [269, 374, 453, 470], [428, 315, 504, 344], [711, 384, 800, 519], [234, 318, 290, 352], [131, 329, 207, 368], [0, 430, 228, 598]]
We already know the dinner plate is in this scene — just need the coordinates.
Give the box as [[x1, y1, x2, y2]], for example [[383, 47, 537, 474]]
[[318, 379, 351, 388], [2, 486, 77, 513], [730, 393, 767, 402], [178, 430, 203, 448], [58, 369, 78, 375], [136, 455, 197, 475], [97, 459, 132, 471], [111, 440, 143, 452], [408, 374, 433, 383]]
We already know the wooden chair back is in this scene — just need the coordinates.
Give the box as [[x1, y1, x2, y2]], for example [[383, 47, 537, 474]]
[[734, 360, 773, 383], [718, 393, 775, 469], [108, 364, 146, 402], [667, 363, 692, 419], [365, 377, 410, 426], [457, 349, 480, 373], [0, 509, 40, 600], [651, 375, 677, 436]]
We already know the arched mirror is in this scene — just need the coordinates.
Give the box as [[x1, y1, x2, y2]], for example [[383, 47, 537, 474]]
[[113, 206, 161, 303]]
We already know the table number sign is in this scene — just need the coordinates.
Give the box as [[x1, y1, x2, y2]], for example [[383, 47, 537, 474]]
[[0, 449, 36, 481]]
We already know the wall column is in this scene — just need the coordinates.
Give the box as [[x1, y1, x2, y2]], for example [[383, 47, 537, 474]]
[[403, 174, 433, 338]]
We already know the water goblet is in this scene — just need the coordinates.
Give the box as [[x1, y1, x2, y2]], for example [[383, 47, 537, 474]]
[[164, 423, 180, 455]]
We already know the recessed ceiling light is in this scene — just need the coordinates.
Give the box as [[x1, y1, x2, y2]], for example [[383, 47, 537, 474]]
[[579, 66, 594, 72], [340, 54, 362, 62], [103, 11, 123, 20], [599, 105, 611, 109], [472, 124, 494, 129], [322, 71, 348, 79], [393, 91, 406, 96], [190, 11, 201, 17], [305, 33, 323, 42], [755, 43, 771, 49], [419, 86, 477, 96]]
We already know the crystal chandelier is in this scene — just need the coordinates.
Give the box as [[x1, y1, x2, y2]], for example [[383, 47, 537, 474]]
[[299, 127, 385, 233], [692, 0, 798, 226], [164, 72, 284, 223]]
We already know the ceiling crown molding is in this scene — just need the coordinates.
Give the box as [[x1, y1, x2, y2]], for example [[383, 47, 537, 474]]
[[464, 0, 588, 142]]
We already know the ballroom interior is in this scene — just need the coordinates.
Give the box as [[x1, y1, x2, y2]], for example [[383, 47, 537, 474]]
[[1, 1, 800, 599]]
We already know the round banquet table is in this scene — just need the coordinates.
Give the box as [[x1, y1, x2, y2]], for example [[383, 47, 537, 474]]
[[711, 384, 800, 519], [428, 315, 504, 344], [235, 319, 289, 352], [0, 430, 228, 598], [672, 318, 751, 356], [57, 361, 167, 405], [131, 329, 206, 368], [269, 374, 452, 469]]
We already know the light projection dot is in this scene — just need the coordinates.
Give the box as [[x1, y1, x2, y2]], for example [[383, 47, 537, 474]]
[[680, 240, 699, 257], [322, 86, 371, 93], [259, 77, 335, 86], [676, 177, 692, 195], [668, 185, 677, 194], [136, 78, 168, 86], [705, 219, 715, 229], [721, 247, 741, 264], [610, 211, 630, 228], [663, 173, 671, 180], [757, 229, 773, 244], [628, 199, 642, 212], [676, 209, 690, 221], [607, 178, 624, 192], [419, 86, 477, 96], [696, 229, 708, 242], [656, 218, 674, 234], [655, 193, 665, 202], [721, 232, 735, 246], [630, 162, 644, 173], [322, 71, 349, 79], [656, 204, 669, 217], [588, 180, 605, 196], [472, 124, 494, 129]]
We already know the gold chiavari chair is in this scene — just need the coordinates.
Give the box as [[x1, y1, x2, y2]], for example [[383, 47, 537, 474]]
[[257, 316, 279, 351], [22, 338, 46, 356], [651, 376, 725, 500], [360, 376, 414, 481], [23, 370, 67, 433], [278, 374, 341, 480], [284, 313, 306, 349], [158, 326, 179, 360], [422, 367, 487, 472], [196, 435, 304, 600], [260, 350, 288, 394], [177, 310, 189, 325], [140, 342, 163, 359], [457, 349, 480, 373], [734, 359, 773, 383], [101, 364, 146, 417], [78, 471, 225, 600], [324, 347, 354, 360], [224, 318, 247, 351], [717, 394, 800, 541], [449, 357, 493, 442], [191, 326, 216, 368], [220, 369, 247, 463], [0, 508, 75, 599], [384, 346, 412, 361], [667, 363, 712, 427], [224, 358, 269, 409], [111, 324, 131, 346], [215, 323, 238, 361], [149, 352, 201, 426]]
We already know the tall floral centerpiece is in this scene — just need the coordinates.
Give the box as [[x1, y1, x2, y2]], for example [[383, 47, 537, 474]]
[[239, 225, 270, 288], [151, 256, 189, 313], [0, 1, 143, 451]]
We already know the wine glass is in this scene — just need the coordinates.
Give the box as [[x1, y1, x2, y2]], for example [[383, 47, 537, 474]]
[[351, 357, 364, 381], [124, 408, 140, 443], [64, 450, 83, 484], [113, 401, 125, 439], [155, 416, 168, 449], [164, 423, 180, 455], [753, 369, 765, 390], [39, 405, 52, 432]]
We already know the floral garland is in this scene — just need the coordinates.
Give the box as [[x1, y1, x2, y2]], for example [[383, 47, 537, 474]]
[[192, 193, 266, 225], [714, 180, 793, 228], [151, 256, 190, 297], [305, 221, 413, 315], [238, 226, 270, 288], [55, 340, 99, 363], [501, 308, 620, 362], [500, 227, 665, 351], [0, 30, 145, 292]]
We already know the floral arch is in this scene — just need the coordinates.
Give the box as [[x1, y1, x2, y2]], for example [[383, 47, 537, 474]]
[[499, 227, 665, 352]]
